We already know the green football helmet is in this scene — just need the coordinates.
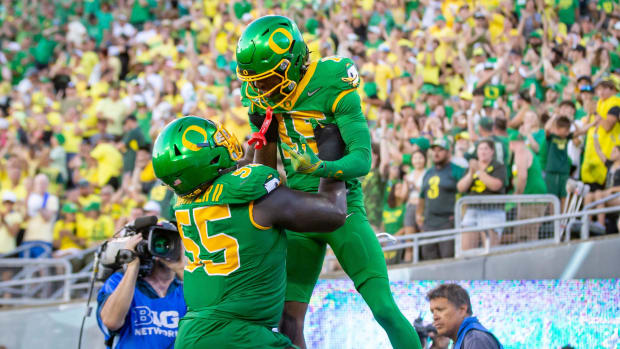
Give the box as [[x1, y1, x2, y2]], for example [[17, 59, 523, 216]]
[[236, 15, 308, 110], [152, 116, 243, 197]]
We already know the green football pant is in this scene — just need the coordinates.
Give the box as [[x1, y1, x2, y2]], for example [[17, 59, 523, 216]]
[[175, 316, 297, 349], [285, 205, 420, 349]]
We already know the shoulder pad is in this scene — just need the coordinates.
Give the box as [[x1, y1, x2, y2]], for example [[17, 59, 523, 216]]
[[316, 56, 361, 90], [176, 164, 280, 206], [217, 164, 281, 204]]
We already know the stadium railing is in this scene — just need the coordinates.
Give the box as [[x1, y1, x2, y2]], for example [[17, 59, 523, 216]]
[[570, 191, 620, 240], [454, 194, 561, 257], [322, 195, 620, 270], [0, 242, 53, 259], [3, 199, 620, 306], [0, 246, 97, 305]]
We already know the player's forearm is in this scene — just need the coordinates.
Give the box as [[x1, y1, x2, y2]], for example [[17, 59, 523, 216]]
[[253, 142, 278, 170], [321, 123, 371, 179], [318, 178, 348, 218], [100, 260, 139, 331]]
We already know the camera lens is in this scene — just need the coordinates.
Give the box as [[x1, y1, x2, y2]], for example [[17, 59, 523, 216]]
[[152, 235, 171, 255]]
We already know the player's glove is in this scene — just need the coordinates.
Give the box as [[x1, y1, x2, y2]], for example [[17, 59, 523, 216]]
[[281, 123, 346, 177], [281, 137, 326, 176]]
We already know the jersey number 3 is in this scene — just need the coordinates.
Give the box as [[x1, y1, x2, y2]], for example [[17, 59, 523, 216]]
[[175, 205, 240, 275]]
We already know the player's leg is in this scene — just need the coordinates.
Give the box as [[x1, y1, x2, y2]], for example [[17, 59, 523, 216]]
[[328, 206, 421, 349], [176, 317, 298, 349], [358, 278, 421, 349], [281, 231, 327, 349]]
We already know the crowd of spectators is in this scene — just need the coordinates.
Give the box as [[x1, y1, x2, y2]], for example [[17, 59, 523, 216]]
[[0, 0, 619, 267]]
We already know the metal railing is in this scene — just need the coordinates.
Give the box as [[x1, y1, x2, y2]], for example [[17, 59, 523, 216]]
[[573, 191, 620, 240], [0, 242, 52, 259], [0, 246, 99, 305], [323, 204, 620, 269], [454, 194, 561, 257]]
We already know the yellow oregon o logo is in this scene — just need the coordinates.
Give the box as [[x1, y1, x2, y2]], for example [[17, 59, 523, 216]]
[[243, 69, 248, 75], [182, 125, 208, 152], [268, 28, 293, 55]]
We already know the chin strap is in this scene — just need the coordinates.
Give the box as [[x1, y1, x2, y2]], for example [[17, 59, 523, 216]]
[[247, 107, 273, 150]]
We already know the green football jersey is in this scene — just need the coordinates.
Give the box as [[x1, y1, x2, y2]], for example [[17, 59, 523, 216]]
[[173, 164, 285, 328], [244, 56, 368, 207]]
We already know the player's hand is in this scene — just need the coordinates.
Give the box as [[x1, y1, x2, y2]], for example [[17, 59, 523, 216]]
[[281, 137, 326, 176]]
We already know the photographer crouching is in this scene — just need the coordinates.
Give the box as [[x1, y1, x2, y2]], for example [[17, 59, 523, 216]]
[[96, 218, 187, 349]]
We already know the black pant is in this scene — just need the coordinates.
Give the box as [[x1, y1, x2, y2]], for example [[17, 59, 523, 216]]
[[421, 220, 455, 261]]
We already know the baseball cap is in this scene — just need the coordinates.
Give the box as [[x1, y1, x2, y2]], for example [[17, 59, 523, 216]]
[[409, 137, 431, 151], [431, 137, 451, 150], [61, 203, 79, 214], [435, 14, 446, 23], [2, 191, 17, 203], [84, 202, 101, 212]]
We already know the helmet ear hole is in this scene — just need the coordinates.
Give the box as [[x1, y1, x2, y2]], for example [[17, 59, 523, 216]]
[[210, 155, 220, 165], [174, 144, 182, 156]]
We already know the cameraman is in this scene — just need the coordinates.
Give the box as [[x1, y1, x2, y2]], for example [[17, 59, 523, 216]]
[[96, 233, 187, 349], [427, 284, 502, 349]]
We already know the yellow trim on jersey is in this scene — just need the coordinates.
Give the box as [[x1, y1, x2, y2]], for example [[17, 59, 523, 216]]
[[212, 184, 224, 202], [331, 88, 355, 113], [282, 61, 318, 111], [248, 201, 271, 230]]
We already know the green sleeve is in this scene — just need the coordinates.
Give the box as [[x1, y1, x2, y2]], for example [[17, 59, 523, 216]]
[[321, 90, 371, 180]]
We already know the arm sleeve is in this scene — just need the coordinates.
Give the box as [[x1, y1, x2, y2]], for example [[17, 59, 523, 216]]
[[321, 90, 371, 180]]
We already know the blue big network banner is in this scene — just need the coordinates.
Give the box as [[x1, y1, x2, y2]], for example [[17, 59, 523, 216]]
[[304, 279, 619, 348]]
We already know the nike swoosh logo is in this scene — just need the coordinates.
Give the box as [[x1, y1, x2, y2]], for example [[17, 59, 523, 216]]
[[346, 213, 354, 219], [307, 87, 321, 97]]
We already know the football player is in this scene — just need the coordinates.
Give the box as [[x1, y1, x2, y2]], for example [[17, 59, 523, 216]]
[[236, 15, 420, 349], [152, 116, 347, 348]]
